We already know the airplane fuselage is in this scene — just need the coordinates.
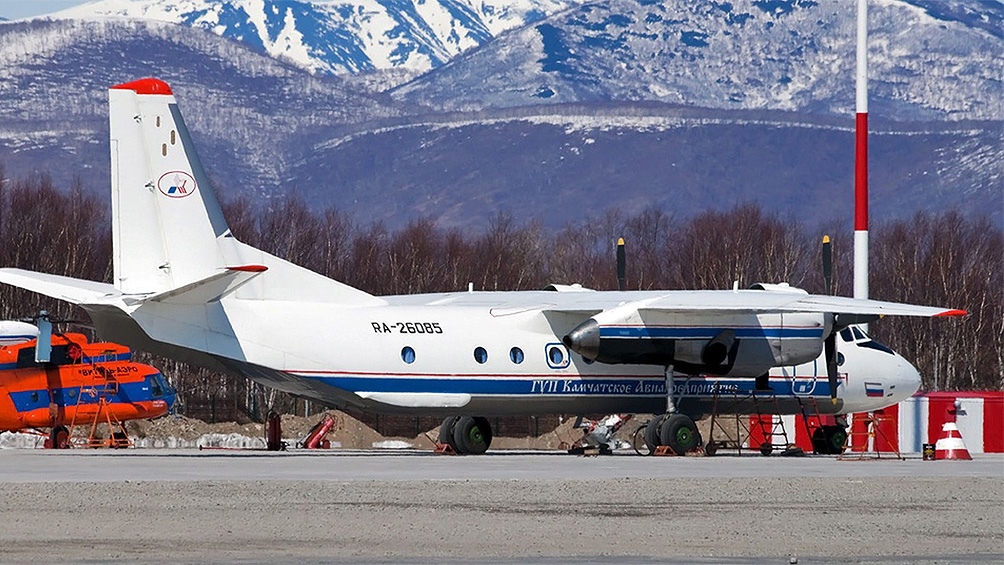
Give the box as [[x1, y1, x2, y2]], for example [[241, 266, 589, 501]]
[[88, 290, 919, 420]]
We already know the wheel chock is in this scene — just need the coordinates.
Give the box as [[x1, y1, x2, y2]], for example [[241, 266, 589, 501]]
[[780, 446, 805, 457], [433, 443, 457, 455], [652, 445, 676, 456]]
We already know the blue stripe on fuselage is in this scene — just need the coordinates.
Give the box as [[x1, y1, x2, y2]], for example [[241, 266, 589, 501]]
[[7, 380, 164, 413], [300, 373, 838, 399]]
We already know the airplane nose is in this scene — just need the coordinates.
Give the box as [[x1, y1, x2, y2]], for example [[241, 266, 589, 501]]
[[893, 356, 922, 403]]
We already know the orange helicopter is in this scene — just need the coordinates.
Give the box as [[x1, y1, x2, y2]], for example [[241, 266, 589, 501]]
[[0, 316, 175, 448]]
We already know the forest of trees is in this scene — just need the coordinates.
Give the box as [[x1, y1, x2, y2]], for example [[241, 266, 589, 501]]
[[1, 168, 1001, 425]]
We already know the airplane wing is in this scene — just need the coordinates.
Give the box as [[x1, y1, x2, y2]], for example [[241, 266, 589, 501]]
[[536, 288, 965, 373], [0, 268, 120, 305], [774, 294, 966, 318], [538, 289, 965, 318]]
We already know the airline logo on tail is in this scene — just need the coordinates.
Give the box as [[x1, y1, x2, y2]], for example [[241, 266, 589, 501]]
[[157, 171, 197, 198]]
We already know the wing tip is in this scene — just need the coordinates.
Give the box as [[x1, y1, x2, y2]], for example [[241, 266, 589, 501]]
[[934, 309, 968, 317], [227, 265, 268, 273]]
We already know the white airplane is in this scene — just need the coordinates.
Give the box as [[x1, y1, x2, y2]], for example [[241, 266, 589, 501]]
[[0, 79, 965, 455]]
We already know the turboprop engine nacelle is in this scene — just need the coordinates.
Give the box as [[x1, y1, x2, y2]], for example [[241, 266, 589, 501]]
[[563, 309, 827, 377]]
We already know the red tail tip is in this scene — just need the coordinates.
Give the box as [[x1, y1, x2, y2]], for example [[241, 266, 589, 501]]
[[110, 78, 173, 95], [227, 265, 268, 273]]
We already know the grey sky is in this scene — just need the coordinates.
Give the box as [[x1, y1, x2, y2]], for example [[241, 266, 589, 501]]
[[0, 1, 90, 20]]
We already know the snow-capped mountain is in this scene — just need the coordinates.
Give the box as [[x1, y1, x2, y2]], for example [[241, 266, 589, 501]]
[[0, 1, 999, 232], [50, 0, 571, 75], [393, 0, 1003, 121]]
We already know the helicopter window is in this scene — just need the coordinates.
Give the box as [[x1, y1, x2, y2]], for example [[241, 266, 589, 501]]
[[851, 327, 866, 341], [30, 391, 39, 403], [509, 347, 524, 364], [474, 347, 488, 364], [839, 328, 854, 342], [67, 389, 77, 399], [401, 346, 416, 364]]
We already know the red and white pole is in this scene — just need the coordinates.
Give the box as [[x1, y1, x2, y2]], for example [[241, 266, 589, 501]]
[[853, 0, 869, 305]]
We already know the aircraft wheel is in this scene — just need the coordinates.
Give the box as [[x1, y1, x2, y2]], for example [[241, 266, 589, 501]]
[[438, 416, 460, 452], [759, 442, 773, 456], [50, 426, 70, 449], [704, 442, 718, 457], [812, 426, 847, 455], [644, 415, 666, 453], [659, 414, 701, 456], [452, 416, 492, 455]]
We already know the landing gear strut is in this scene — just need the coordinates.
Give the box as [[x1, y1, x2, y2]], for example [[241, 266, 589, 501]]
[[439, 416, 493, 455], [642, 364, 702, 455]]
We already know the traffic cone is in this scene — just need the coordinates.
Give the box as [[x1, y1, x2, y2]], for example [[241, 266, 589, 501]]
[[934, 422, 972, 460]]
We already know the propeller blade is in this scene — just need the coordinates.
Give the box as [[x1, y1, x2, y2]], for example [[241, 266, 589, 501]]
[[824, 332, 839, 404], [616, 237, 626, 291], [822, 235, 833, 295]]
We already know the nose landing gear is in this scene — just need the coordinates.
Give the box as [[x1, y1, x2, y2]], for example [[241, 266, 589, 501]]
[[643, 413, 702, 455], [438, 416, 493, 455]]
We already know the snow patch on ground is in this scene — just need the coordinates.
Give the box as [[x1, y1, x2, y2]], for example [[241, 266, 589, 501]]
[[372, 440, 413, 449]]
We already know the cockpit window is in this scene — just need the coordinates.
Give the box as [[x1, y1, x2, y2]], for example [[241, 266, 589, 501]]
[[839, 328, 854, 342], [148, 375, 164, 398], [851, 327, 866, 341], [859, 340, 895, 355]]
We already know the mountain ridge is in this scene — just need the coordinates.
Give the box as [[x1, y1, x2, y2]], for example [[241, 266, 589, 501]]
[[48, 0, 570, 77]]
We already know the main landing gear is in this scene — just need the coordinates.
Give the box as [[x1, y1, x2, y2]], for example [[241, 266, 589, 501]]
[[438, 416, 493, 455], [811, 425, 848, 455], [48, 425, 70, 449]]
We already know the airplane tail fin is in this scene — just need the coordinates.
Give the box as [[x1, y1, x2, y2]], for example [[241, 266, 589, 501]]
[[108, 79, 379, 304]]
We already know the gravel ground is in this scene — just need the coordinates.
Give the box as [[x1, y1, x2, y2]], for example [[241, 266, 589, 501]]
[[0, 471, 1001, 564]]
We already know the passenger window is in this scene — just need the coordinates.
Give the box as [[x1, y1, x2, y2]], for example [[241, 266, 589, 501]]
[[30, 391, 39, 403], [509, 347, 524, 364], [549, 346, 564, 366], [401, 346, 416, 364], [474, 347, 488, 364]]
